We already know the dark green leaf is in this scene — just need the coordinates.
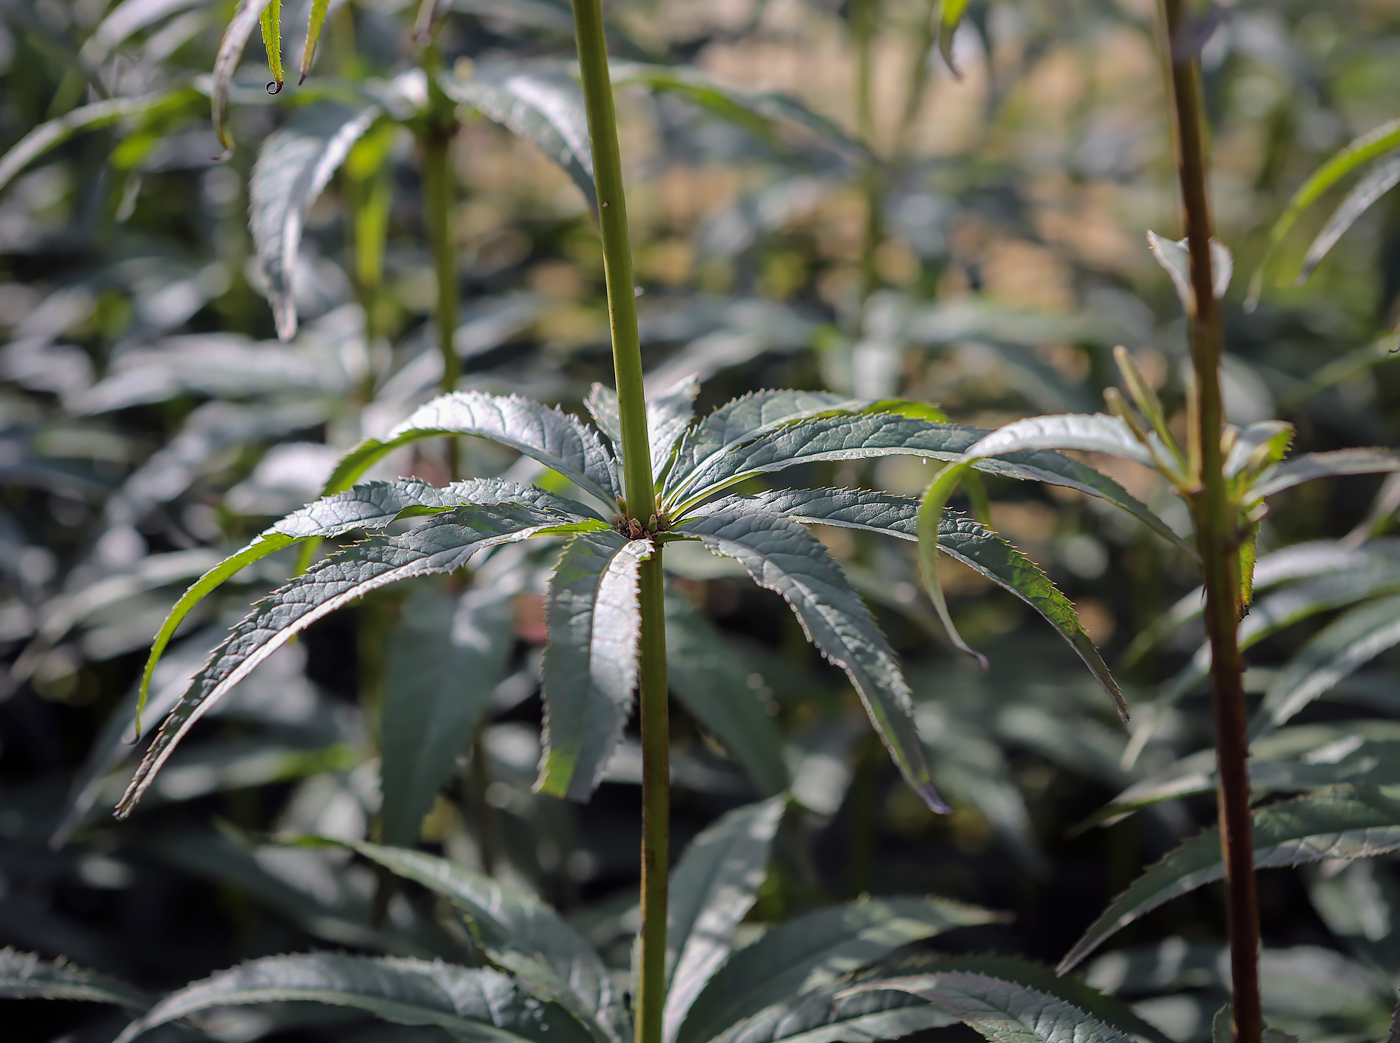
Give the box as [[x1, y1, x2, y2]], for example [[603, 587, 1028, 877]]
[[677, 897, 998, 1043], [665, 796, 787, 1042], [117, 503, 592, 817], [536, 532, 654, 801], [250, 102, 381, 340], [675, 507, 948, 813], [380, 582, 515, 846], [1059, 785, 1400, 972], [0, 948, 148, 1008], [112, 953, 595, 1043], [213, 0, 277, 155]]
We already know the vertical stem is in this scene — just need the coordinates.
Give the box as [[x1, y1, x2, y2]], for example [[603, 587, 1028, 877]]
[[422, 42, 460, 473], [569, 10, 667, 1043], [853, 0, 884, 306], [1161, 3, 1261, 1041]]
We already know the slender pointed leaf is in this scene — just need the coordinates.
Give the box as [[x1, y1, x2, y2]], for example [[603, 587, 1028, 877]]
[[675, 507, 948, 813], [0, 948, 148, 1008], [964, 413, 1155, 467], [671, 412, 1185, 552], [751, 487, 1126, 719], [1249, 448, 1400, 500], [536, 533, 653, 801], [259, 0, 283, 92], [112, 954, 595, 1043], [324, 391, 620, 509], [380, 582, 515, 846], [664, 796, 787, 1043], [299, 0, 331, 83], [250, 103, 382, 340], [1299, 154, 1400, 283], [118, 504, 592, 816], [1059, 785, 1400, 973], [665, 594, 789, 795], [212, 0, 277, 155], [306, 838, 629, 1043], [438, 62, 595, 207], [939, 0, 972, 76], [1251, 593, 1400, 739], [1147, 232, 1233, 313], [917, 461, 985, 668], [845, 971, 1134, 1043], [676, 897, 998, 1043]]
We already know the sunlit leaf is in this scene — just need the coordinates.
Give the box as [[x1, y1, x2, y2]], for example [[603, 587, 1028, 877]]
[[299, 0, 331, 83], [259, 0, 283, 93], [1059, 785, 1400, 973], [939, 0, 972, 77], [675, 506, 948, 813], [0, 948, 148, 1008], [664, 796, 787, 1043], [536, 533, 653, 801], [1146, 231, 1233, 314], [250, 103, 381, 340], [1299, 154, 1400, 284], [959, 413, 1155, 467]]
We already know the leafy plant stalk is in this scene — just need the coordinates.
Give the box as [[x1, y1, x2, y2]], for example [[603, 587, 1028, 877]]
[[1162, 2, 1261, 1040], [422, 42, 459, 402], [569, 8, 667, 1043]]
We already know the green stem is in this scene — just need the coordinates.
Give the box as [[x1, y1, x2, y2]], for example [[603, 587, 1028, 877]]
[[569, 10, 667, 1043], [1161, 3, 1261, 1041], [853, 0, 883, 306], [422, 41, 460, 472]]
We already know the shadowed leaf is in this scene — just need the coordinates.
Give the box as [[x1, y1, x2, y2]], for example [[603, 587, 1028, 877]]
[[0, 948, 148, 1008], [213, 0, 277, 155]]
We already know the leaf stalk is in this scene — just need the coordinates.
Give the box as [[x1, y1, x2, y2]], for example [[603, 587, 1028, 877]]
[[1161, 2, 1261, 1040]]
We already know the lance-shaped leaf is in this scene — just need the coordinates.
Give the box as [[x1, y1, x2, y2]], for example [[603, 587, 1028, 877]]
[[117, 504, 592, 816], [1299, 153, 1400, 284], [439, 62, 594, 207], [1251, 593, 1400, 739], [299, 0, 331, 83], [664, 796, 787, 1043], [1059, 785, 1400, 973], [324, 391, 620, 508], [112, 954, 596, 1043], [250, 102, 382, 340], [1251, 118, 1400, 304], [259, 0, 283, 92], [666, 390, 867, 498], [133, 477, 587, 730], [939, 0, 972, 76], [0, 88, 201, 194], [958, 413, 1155, 467], [380, 582, 515, 846], [1249, 448, 1400, 500], [844, 971, 1134, 1043], [1146, 231, 1233, 314], [212, 0, 277, 155], [665, 594, 789, 795], [676, 897, 998, 1043], [671, 412, 1184, 552], [536, 532, 654, 801], [308, 837, 629, 1043], [610, 64, 863, 158], [675, 507, 948, 813], [0, 948, 148, 1008], [749, 488, 1126, 720]]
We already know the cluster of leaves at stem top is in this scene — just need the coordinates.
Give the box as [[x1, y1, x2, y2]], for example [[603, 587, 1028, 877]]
[[6, 794, 1174, 1043], [117, 379, 1176, 821]]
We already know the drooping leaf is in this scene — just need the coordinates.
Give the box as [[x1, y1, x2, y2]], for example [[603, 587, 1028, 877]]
[[0, 89, 201, 194], [610, 64, 863, 158], [111, 953, 596, 1043], [670, 412, 1185, 552], [133, 477, 585, 732], [1249, 448, 1400, 500], [1251, 593, 1400, 739], [536, 533, 654, 801], [439, 62, 595, 207], [939, 0, 972, 76], [665, 594, 789, 795], [676, 897, 999, 1043], [250, 103, 382, 340], [664, 796, 787, 1043], [751, 488, 1126, 720], [1298, 153, 1400, 284], [299, 0, 331, 83], [212, 0, 278, 156], [323, 391, 620, 510], [1146, 231, 1233, 314], [83, 0, 209, 63], [675, 507, 948, 813], [117, 504, 593, 816], [309, 837, 629, 1043], [259, 0, 283, 92], [0, 948, 148, 1008], [1251, 119, 1400, 304], [916, 461, 985, 668], [1059, 785, 1400, 973], [845, 971, 1134, 1043], [380, 582, 515, 846]]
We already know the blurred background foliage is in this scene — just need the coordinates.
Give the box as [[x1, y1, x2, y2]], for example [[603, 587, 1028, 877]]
[[4, 1, 1400, 1040]]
